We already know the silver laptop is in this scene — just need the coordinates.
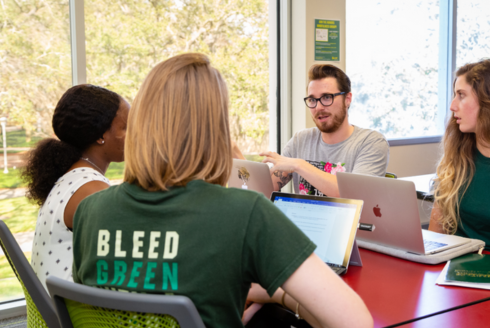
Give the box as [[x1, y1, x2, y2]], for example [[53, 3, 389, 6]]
[[270, 192, 364, 275], [228, 159, 274, 198], [337, 172, 470, 255]]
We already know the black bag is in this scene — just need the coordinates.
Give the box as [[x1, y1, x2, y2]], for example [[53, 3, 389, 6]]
[[245, 304, 312, 328]]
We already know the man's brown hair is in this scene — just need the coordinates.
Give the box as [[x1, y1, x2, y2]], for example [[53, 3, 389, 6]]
[[308, 64, 351, 93]]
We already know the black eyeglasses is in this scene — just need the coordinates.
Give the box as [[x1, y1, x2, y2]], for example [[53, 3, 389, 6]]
[[304, 92, 346, 108]]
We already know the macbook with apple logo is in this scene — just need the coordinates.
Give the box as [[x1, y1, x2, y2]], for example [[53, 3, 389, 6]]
[[337, 172, 470, 255], [227, 159, 274, 198]]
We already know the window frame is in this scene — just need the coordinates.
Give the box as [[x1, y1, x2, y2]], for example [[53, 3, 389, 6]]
[[0, 299, 26, 320]]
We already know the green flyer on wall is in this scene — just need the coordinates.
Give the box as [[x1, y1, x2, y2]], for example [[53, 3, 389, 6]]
[[314, 19, 340, 61]]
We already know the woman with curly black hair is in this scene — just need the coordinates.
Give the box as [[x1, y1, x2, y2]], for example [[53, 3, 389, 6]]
[[23, 84, 129, 290]]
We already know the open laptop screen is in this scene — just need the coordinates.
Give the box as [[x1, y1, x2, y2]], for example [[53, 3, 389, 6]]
[[271, 193, 363, 268]]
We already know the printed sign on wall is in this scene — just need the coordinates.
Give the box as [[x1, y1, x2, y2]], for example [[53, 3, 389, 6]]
[[315, 19, 340, 61]]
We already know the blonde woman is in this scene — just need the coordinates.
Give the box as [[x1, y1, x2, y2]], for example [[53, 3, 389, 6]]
[[71, 53, 372, 328], [429, 59, 490, 248]]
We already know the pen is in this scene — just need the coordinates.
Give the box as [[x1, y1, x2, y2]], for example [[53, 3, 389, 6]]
[[358, 223, 375, 232]]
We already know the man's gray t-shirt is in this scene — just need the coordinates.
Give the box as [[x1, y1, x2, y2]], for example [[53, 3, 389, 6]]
[[283, 126, 389, 196]]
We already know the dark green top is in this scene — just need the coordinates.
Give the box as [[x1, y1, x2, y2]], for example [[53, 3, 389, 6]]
[[455, 149, 490, 249], [72, 180, 315, 328]]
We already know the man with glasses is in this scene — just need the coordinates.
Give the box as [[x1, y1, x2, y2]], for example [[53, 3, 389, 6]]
[[260, 64, 389, 197]]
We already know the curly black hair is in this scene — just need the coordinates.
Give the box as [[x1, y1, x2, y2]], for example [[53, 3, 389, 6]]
[[21, 84, 121, 205]]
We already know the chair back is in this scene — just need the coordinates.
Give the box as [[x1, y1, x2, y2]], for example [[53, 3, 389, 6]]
[[385, 172, 398, 179], [0, 220, 60, 328], [46, 276, 206, 328]]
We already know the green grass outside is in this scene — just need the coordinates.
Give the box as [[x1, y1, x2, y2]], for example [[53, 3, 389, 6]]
[[0, 155, 264, 189], [0, 252, 31, 279], [0, 130, 126, 188], [0, 162, 126, 189], [0, 252, 31, 302], [244, 154, 264, 162], [0, 129, 43, 149], [104, 162, 125, 180], [0, 197, 39, 234], [0, 278, 24, 302], [0, 163, 123, 302], [0, 168, 26, 189]]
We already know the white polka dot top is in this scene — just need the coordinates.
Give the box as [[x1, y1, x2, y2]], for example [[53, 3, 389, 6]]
[[31, 167, 110, 291]]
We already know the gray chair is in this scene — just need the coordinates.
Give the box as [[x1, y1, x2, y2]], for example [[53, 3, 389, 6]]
[[46, 276, 206, 328], [0, 220, 61, 328]]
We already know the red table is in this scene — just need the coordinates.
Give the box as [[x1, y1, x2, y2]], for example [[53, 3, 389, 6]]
[[342, 249, 490, 327], [400, 300, 490, 327]]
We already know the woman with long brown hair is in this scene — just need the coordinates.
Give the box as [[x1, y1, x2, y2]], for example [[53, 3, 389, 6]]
[[71, 53, 372, 328], [429, 59, 490, 247]]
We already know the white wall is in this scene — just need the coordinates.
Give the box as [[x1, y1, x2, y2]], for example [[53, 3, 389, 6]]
[[387, 143, 441, 177], [292, 0, 346, 134]]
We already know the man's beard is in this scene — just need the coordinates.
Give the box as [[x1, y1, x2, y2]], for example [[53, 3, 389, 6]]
[[314, 102, 347, 133]]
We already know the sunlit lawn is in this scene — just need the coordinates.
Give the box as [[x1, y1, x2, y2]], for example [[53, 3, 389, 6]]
[[1, 129, 43, 149], [0, 168, 27, 189], [0, 155, 266, 189], [0, 196, 36, 301], [0, 195, 38, 302], [244, 154, 264, 162], [0, 252, 31, 302], [0, 162, 126, 189], [0, 161, 126, 302], [0, 196, 38, 234], [104, 162, 125, 180], [0, 278, 24, 302], [0, 130, 127, 188]]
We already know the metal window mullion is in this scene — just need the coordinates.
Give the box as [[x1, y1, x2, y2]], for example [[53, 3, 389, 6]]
[[279, 0, 292, 152], [69, 0, 87, 86], [276, 0, 281, 154], [269, 0, 292, 154], [437, 0, 457, 134], [268, 0, 279, 153]]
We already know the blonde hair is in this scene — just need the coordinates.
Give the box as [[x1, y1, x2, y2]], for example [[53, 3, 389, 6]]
[[434, 59, 490, 233], [124, 53, 232, 191]]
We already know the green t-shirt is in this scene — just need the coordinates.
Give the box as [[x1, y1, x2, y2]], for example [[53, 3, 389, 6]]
[[72, 180, 315, 327], [455, 149, 490, 249]]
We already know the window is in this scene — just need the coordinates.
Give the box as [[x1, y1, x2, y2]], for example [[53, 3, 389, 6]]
[[456, 0, 490, 68], [0, 0, 71, 303], [0, 0, 273, 307], [84, 0, 270, 162], [346, 0, 441, 140]]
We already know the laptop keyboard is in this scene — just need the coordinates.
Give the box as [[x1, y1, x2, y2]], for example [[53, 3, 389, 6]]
[[327, 263, 346, 275], [423, 239, 448, 252]]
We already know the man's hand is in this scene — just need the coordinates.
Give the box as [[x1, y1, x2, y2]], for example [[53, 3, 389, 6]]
[[261, 151, 340, 197], [260, 151, 302, 174], [260, 151, 300, 190]]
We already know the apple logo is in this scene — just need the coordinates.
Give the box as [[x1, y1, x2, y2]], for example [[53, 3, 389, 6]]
[[373, 205, 382, 217]]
